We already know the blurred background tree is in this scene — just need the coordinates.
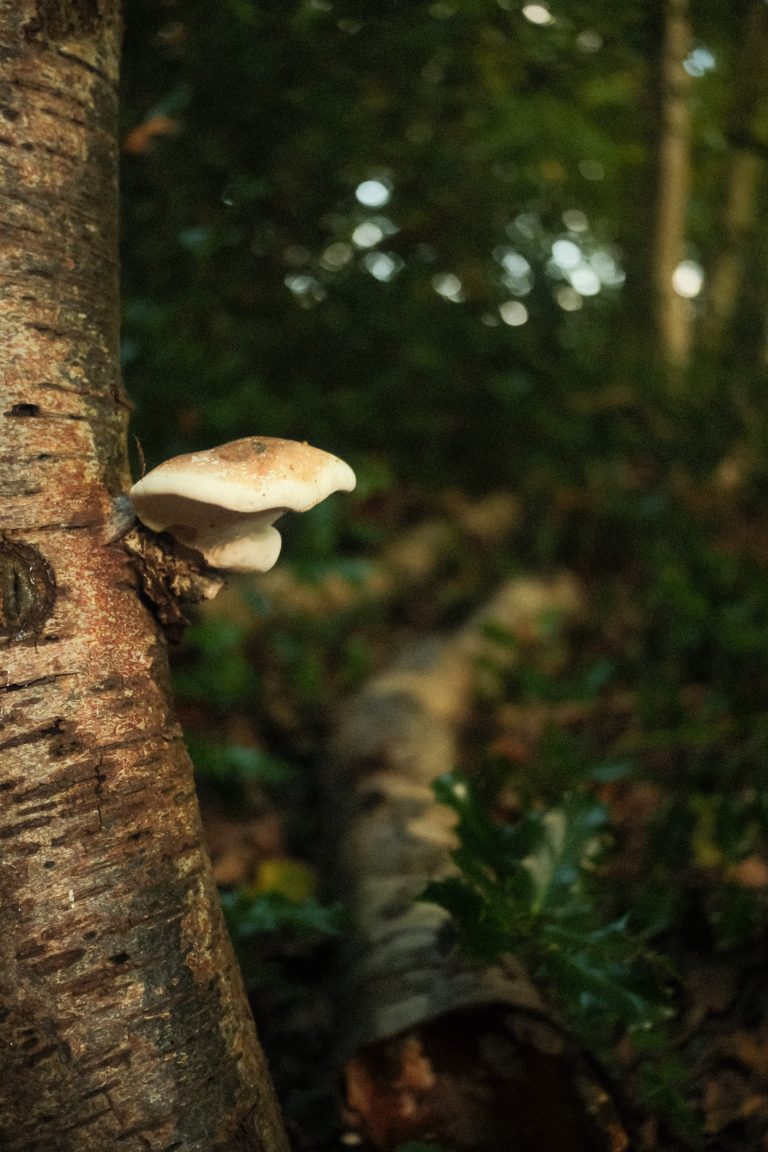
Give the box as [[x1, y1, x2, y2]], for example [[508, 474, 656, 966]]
[[121, 0, 768, 498], [119, 5, 768, 1148]]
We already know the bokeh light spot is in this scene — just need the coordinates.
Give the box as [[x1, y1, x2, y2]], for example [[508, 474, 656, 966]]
[[672, 260, 704, 298], [432, 272, 463, 300], [522, 4, 555, 25], [499, 300, 528, 326], [352, 222, 384, 248], [355, 179, 392, 208]]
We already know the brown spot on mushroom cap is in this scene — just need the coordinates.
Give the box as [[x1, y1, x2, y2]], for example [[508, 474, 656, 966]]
[[129, 437, 356, 526]]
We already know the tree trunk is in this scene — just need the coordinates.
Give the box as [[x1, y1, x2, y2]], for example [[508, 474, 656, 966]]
[[701, 0, 768, 357], [649, 0, 693, 376], [0, 5, 288, 1150]]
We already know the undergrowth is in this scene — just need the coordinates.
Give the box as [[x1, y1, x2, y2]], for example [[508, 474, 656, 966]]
[[424, 771, 699, 1141]]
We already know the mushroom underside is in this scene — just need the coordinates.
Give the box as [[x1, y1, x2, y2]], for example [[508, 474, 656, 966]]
[[138, 497, 287, 573]]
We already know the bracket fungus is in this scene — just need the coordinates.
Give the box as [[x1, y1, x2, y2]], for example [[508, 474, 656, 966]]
[[128, 436, 356, 574]]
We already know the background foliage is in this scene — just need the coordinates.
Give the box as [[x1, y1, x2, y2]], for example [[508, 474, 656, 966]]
[[122, 0, 767, 491], [121, 3, 768, 1148]]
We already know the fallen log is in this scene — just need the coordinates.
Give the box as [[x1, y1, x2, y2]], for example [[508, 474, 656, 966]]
[[197, 492, 520, 626], [328, 574, 632, 1151]]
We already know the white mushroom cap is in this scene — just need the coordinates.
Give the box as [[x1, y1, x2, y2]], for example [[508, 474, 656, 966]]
[[128, 436, 356, 573]]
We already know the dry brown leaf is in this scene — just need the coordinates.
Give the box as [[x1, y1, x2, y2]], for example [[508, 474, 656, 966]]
[[728, 855, 768, 889], [124, 114, 180, 154], [702, 1068, 750, 1133], [722, 1030, 768, 1080]]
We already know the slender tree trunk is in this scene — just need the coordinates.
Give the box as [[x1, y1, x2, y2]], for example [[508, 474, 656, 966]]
[[702, 0, 768, 356], [0, 5, 288, 1150], [649, 0, 693, 375]]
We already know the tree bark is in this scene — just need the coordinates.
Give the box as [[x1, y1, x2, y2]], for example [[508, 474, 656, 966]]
[[0, 5, 288, 1150]]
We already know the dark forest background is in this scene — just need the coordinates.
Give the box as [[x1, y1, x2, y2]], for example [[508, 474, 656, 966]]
[[120, 4, 768, 1149]]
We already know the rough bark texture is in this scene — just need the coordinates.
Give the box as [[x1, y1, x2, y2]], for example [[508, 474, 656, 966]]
[[329, 576, 630, 1150], [0, 4, 288, 1150]]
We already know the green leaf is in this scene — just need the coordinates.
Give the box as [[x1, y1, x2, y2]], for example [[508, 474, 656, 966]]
[[426, 774, 672, 1063], [188, 738, 297, 788], [221, 890, 346, 940], [522, 795, 608, 915]]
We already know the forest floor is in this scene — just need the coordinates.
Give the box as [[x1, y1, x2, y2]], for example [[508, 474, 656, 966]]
[[175, 478, 768, 1152]]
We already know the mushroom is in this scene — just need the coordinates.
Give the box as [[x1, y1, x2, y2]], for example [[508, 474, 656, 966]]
[[128, 436, 356, 573]]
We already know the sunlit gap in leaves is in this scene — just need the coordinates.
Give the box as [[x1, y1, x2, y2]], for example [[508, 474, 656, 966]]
[[354, 178, 391, 208], [521, 4, 555, 26], [283, 174, 627, 324], [363, 252, 402, 282], [504, 209, 625, 320], [672, 260, 704, 299], [432, 272, 463, 303], [683, 46, 716, 77], [283, 173, 404, 301], [351, 221, 384, 248], [499, 300, 528, 327]]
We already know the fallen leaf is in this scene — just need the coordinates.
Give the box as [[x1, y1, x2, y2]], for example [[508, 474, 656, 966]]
[[124, 114, 180, 154]]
